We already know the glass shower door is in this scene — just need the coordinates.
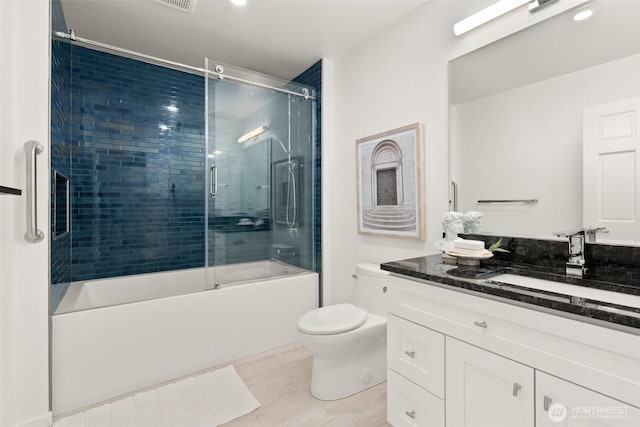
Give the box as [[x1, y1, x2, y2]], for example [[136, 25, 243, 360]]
[[205, 59, 316, 289]]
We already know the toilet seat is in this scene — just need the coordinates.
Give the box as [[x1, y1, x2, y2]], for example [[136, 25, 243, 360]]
[[297, 303, 367, 335]]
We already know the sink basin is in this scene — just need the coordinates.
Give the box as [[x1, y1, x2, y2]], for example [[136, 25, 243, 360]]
[[491, 274, 640, 310]]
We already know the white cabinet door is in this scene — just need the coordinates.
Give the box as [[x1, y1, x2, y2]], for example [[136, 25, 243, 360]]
[[536, 371, 640, 427], [446, 337, 534, 427], [583, 97, 640, 244]]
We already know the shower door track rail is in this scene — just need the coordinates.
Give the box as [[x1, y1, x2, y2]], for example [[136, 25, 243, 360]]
[[52, 30, 316, 101]]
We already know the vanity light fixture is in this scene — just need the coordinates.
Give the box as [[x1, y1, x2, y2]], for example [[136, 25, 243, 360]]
[[454, 0, 558, 36], [237, 125, 268, 143], [573, 9, 593, 21], [454, 0, 530, 36]]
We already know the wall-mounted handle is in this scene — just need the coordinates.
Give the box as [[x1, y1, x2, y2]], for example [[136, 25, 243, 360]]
[[24, 140, 44, 243], [404, 350, 416, 358], [209, 165, 218, 197], [543, 396, 552, 411], [451, 181, 458, 211], [474, 320, 488, 328], [405, 410, 416, 419], [512, 383, 521, 397], [477, 199, 538, 204]]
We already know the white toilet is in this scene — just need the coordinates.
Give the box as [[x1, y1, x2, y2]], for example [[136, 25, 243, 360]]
[[297, 263, 389, 400]]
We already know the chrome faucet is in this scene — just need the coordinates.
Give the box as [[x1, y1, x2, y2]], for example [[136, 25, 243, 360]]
[[553, 227, 608, 278], [554, 230, 587, 277]]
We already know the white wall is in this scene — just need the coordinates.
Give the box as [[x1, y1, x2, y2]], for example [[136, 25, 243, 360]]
[[0, 1, 51, 426], [452, 53, 640, 238], [323, 0, 588, 305]]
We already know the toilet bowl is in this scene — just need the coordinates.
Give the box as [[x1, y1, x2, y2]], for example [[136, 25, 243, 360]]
[[297, 263, 389, 400]]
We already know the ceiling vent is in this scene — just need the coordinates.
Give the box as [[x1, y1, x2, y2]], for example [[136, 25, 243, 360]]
[[154, 0, 198, 13]]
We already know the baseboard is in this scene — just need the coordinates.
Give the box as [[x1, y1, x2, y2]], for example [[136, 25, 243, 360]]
[[17, 412, 52, 427]]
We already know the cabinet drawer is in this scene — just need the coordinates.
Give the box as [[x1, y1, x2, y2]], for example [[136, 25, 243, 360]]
[[387, 369, 444, 427], [536, 371, 640, 427], [388, 314, 445, 399]]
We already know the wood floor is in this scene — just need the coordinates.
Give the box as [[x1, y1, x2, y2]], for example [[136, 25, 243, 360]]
[[54, 343, 390, 427], [226, 343, 391, 427]]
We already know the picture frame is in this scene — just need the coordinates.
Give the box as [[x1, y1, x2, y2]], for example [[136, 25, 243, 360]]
[[356, 123, 424, 240]]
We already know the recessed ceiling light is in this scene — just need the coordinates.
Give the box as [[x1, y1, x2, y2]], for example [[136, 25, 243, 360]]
[[573, 9, 593, 21], [231, 0, 247, 6]]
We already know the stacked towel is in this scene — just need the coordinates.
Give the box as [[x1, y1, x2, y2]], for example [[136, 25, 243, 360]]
[[446, 239, 492, 258], [453, 239, 484, 251]]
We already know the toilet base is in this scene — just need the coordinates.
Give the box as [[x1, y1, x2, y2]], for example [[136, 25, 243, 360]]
[[300, 313, 387, 401]]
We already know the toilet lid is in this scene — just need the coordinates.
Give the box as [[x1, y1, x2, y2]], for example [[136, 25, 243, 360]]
[[297, 303, 368, 335]]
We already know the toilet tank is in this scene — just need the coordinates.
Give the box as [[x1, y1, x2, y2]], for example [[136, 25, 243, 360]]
[[354, 263, 389, 316]]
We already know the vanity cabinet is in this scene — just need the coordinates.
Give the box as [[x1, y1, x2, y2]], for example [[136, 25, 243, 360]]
[[386, 274, 640, 427]]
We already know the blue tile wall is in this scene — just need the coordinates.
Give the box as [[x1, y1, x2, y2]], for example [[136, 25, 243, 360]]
[[51, 43, 322, 294], [66, 45, 206, 282], [293, 60, 322, 301], [51, 39, 72, 311]]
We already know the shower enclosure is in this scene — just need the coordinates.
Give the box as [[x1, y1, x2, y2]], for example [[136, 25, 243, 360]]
[[50, 37, 318, 311]]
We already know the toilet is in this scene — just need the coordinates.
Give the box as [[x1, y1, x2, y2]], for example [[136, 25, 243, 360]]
[[297, 263, 389, 400]]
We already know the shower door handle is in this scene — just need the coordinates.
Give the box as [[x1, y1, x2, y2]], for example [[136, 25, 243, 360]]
[[209, 165, 218, 197], [24, 140, 45, 243]]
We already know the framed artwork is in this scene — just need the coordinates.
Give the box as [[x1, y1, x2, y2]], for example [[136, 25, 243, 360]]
[[356, 123, 424, 240]]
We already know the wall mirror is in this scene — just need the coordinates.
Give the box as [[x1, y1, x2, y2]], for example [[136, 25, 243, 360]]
[[449, 0, 640, 246]]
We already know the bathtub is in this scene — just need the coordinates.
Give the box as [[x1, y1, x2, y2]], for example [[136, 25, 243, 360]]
[[52, 260, 318, 415]]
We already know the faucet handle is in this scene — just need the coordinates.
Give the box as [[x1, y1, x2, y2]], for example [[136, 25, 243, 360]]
[[584, 227, 609, 243], [553, 229, 585, 238]]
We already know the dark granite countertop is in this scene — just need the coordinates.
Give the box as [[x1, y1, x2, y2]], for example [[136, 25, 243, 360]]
[[381, 255, 640, 332]]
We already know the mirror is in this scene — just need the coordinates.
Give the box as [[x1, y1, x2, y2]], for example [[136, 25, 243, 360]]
[[450, 0, 640, 245]]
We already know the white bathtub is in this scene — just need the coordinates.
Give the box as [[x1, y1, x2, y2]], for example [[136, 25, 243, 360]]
[[52, 260, 318, 415]]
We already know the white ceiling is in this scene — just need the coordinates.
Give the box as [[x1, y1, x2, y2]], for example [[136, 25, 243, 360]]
[[60, 0, 427, 81]]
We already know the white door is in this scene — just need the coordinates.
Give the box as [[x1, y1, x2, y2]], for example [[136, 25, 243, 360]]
[[536, 371, 640, 427], [583, 97, 640, 244], [446, 337, 534, 427], [0, 0, 51, 426]]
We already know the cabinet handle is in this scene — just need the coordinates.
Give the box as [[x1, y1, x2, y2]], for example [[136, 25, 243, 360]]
[[474, 320, 488, 328], [405, 410, 416, 419], [544, 396, 552, 411], [404, 350, 416, 358], [512, 383, 521, 397]]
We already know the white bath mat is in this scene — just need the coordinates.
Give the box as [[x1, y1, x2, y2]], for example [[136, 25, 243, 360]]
[[205, 365, 261, 425], [53, 365, 260, 427]]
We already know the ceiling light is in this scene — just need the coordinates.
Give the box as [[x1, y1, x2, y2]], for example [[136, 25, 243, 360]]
[[230, 0, 247, 6], [454, 0, 530, 36], [238, 125, 268, 143], [573, 9, 593, 21], [165, 104, 179, 113]]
